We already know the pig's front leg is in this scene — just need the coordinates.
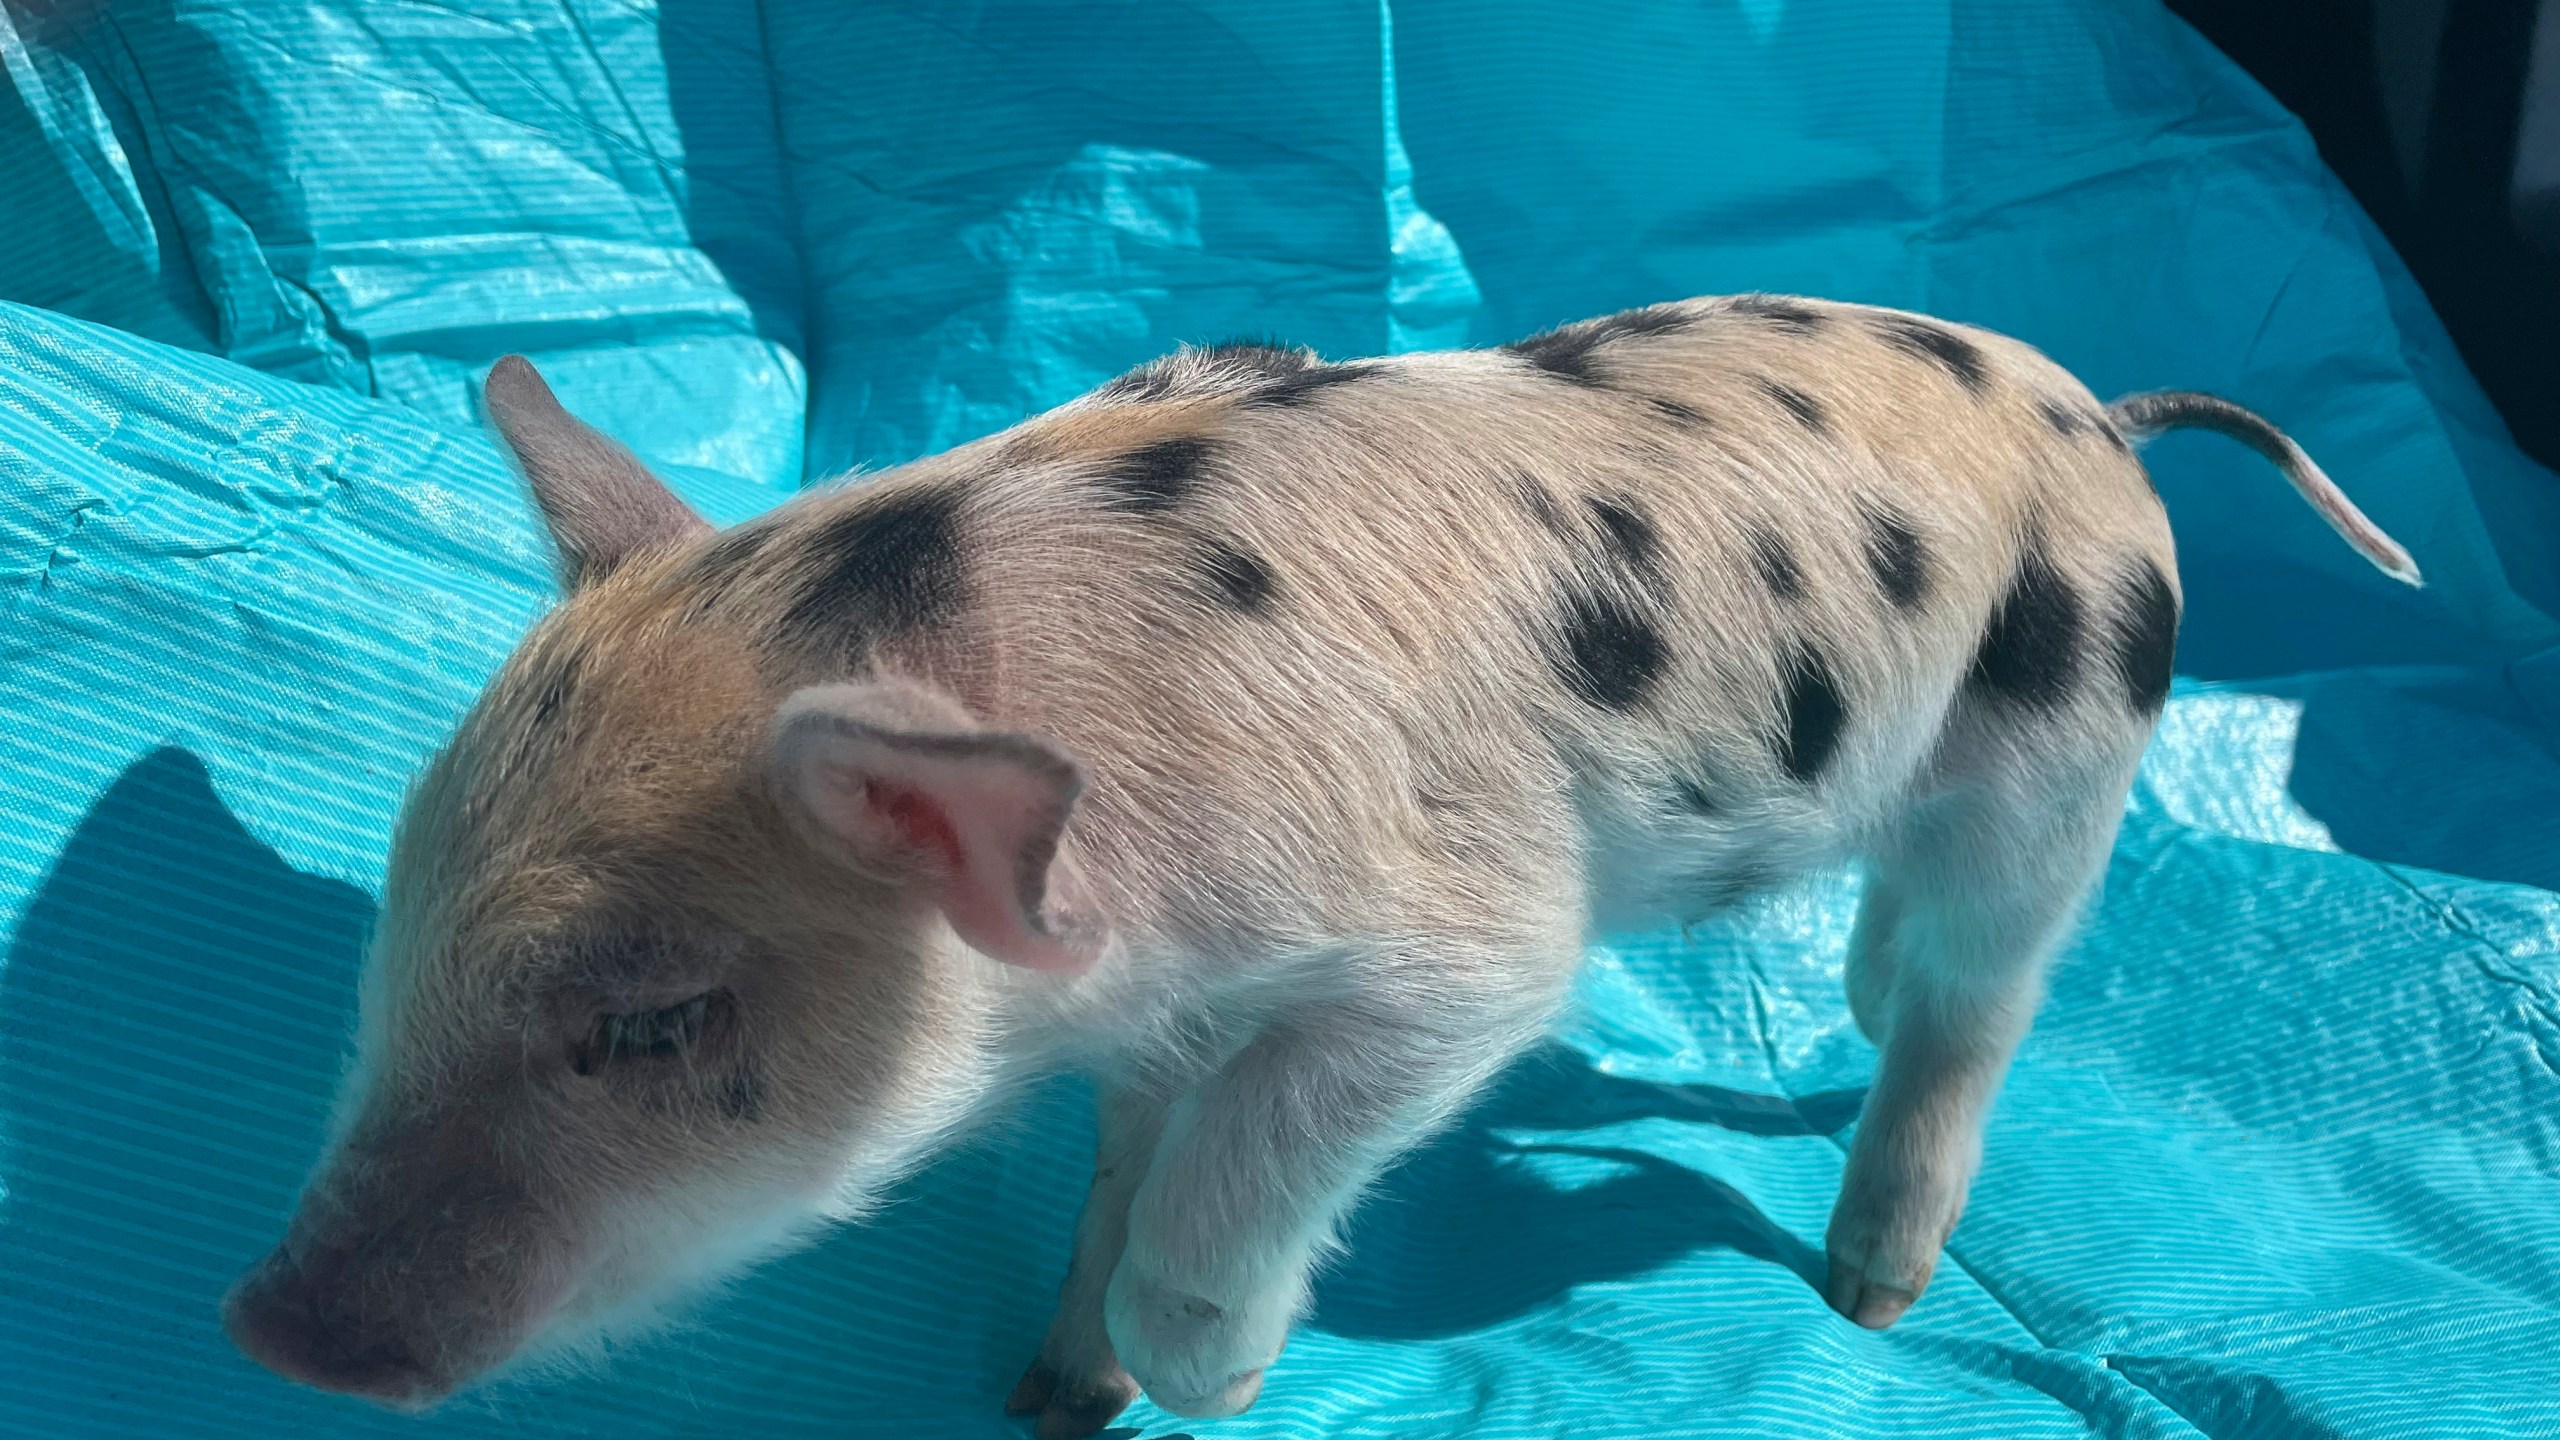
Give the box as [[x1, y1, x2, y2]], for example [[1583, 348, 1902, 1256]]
[[1008, 1085, 1169, 1440], [1104, 992, 1547, 1418]]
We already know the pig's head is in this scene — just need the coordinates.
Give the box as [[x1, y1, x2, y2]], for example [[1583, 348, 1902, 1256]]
[[224, 358, 1103, 1405]]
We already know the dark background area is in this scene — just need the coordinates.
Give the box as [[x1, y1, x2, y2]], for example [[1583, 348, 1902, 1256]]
[[2169, 0, 2560, 472]]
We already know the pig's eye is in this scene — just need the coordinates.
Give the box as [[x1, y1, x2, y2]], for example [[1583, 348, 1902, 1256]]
[[573, 991, 722, 1075]]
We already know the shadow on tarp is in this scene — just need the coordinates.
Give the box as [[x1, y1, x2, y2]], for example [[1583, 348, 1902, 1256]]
[[0, 747, 384, 1437], [1312, 1045, 1856, 1341], [2281, 667, 2560, 894]]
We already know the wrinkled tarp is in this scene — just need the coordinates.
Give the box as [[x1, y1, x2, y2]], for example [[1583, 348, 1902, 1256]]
[[3, 2, 2558, 1437]]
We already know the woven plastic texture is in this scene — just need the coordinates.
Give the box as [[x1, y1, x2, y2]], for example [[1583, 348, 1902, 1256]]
[[3, 2, 2558, 1437]]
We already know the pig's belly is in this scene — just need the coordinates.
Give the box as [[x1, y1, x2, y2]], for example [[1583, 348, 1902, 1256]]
[[1575, 788, 1860, 938]]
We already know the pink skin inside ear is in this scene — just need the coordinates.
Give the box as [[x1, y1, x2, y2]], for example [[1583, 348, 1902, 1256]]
[[848, 769, 1094, 975]]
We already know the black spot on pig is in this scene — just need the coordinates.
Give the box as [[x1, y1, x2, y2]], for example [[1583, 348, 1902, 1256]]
[[1757, 378, 1829, 434], [1195, 339, 1312, 377], [1092, 340, 1308, 404], [1670, 773, 1719, 815], [1648, 396, 1710, 428], [1776, 642, 1848, 782], [1872, 315, 1990, 396], [1748, 526, 1805, 602], [1094, 340, 1387, 409], [1192, 536, 1277, 616], [1550, 585, 1668, 711], [2107, 557, 2179, 715], [778, 482, 967, 650], [1585, 495, 1666, 587], [1238, 360, 1384, 410], [1861, 507, 1932, 611], [1506, 470, 1574, 537], [1098, 436, 1213, 515], [1506, 303, 1695, 387], [1965, 541, 2082, 709], [1728, 294, 1829, 334]]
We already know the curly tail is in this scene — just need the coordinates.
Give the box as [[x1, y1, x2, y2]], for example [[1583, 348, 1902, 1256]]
[[2107, 390, 2422, 587]]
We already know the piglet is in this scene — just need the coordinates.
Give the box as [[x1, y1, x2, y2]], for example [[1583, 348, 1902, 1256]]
[[224, 296, 2417, 1435]]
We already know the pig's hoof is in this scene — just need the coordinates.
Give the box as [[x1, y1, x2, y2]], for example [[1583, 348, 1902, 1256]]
[[1821, 1166, 1959, 1329], [1823, 1256, 1920, 1329], [1005, 1360, 1139, 1440], [1103, 1266, 1287, 1420]]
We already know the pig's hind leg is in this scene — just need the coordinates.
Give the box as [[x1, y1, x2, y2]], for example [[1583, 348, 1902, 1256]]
[[1822, 710, 2146, 1329]]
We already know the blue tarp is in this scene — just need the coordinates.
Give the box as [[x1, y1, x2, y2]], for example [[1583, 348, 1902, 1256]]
[[3, 2, 2557, 1436]]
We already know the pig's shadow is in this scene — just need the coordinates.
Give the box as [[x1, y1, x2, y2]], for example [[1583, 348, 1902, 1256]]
[[0, 747, 403, 1436], [1309, 1047, 1851, 1340]]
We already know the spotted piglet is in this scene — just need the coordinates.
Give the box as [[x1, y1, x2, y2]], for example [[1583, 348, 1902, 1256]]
[[223, 295, 2418, 1435]]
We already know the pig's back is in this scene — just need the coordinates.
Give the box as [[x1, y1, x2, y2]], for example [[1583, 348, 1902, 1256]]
[[744, 296, 2176, 945]]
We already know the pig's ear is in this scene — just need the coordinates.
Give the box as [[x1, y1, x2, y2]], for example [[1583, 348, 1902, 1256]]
[[483, 355, 709, 590], [770, 682, 1101, 975]]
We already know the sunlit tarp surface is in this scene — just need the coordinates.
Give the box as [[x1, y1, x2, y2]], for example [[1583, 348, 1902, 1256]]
[[4, 3, 2557, 1436]]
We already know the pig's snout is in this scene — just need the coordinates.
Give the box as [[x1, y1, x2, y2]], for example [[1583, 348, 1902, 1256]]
[[224, 1148, 568, 1406], [224, 1238, 452, 1406]]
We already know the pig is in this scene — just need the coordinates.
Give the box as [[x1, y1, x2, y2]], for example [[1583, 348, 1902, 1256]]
[[222, 294, 2419, 1437]]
